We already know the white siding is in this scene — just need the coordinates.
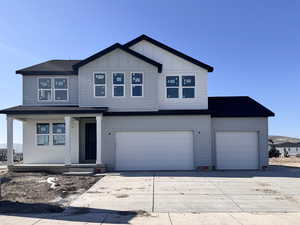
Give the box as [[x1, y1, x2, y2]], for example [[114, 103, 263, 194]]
[[129, 40, 208, 110], [23, 119, 79, 164]]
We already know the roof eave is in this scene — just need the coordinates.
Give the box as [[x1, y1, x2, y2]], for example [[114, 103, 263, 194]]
[[16, 71, 78, 75]]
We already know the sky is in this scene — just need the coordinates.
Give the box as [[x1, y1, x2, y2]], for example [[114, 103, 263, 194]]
[[0, 0, 299, 144]]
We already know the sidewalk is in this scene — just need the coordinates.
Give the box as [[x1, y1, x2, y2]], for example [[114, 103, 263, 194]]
[[1, 212, 300, 225]]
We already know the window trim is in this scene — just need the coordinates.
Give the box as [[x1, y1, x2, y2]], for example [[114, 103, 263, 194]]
[[130, 72, 144, 97], [112, 72, 125, 98], [52, 123, 66, 146], [53, 77, 69, 102], [165, 74, 196, 99], [37, 77, 53, 102], [35, 122, 66, 147], [93, 72, 107, 98]]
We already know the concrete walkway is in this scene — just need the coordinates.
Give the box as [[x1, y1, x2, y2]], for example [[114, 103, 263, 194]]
[[68, 171, 300, 213], [2, 212, 300, 224]]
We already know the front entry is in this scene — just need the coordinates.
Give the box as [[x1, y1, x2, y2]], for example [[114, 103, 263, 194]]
[[85, 123, 96, 162]]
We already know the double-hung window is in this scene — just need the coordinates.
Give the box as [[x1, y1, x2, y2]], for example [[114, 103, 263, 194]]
[[131, 72, 143, 97], [53, 123, 65, 145], [38, 78, 52, 101], [54, 78, 68, 101], [36, 123, 50, 146], [94, 72, 106, 97], [112, 73, 125, 97], [166, 75, 195, 98]]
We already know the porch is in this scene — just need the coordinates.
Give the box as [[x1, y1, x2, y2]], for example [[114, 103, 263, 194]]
[[2, 105, 108, 172]]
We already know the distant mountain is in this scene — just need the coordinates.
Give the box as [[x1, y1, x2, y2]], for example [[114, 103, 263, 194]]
[[0, 143, 23, 153], [269, 136, 300, 144]]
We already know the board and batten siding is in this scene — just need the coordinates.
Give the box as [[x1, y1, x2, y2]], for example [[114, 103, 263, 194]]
[[22, 75, 79, 105], [129, 40, 208, 110], [211, 117, 269, 169], [100, 115, 212, 170], [78, 49, 159, 111]]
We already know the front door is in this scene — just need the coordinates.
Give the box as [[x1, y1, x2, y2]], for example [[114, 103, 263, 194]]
[[85, 123, 96, 162]]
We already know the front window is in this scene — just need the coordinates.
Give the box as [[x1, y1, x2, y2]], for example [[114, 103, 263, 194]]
[[38, 78, 52, 101], [36, 123, 50, 146], [166, 75, 195, 98], [53, 123, 65, 145], [131, 73, 143, 97], [113, 73, 125, 97], [94, 73, 106, 97], [54, 78, 68, 101]]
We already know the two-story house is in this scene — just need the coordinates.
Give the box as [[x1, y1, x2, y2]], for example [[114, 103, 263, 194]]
[[0, 35, 274, 171]]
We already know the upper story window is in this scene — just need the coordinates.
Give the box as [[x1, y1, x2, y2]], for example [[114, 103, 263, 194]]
[[166, 75, 195, 99], [38, 78, 68, 102], [38, 78, 52, 101], [54, 78, 68, 101], [131, 72, 143, 97], [94, 72, 106, 97], [112, 73, 125, 97]]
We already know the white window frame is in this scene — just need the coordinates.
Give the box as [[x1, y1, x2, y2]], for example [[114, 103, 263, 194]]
[[93, 72, 107, 98], [37, 77, 52, 102], [112, 72, 125, 98], [165, 74, 196, 99], [53, 77, 69, 102], [131, 72, 144, 97], [52, 123, 66, 146], [36, 123, 50, 146]]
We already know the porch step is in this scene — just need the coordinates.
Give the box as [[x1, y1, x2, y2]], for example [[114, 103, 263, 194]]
[[68, 167, 95, 173], [63, 171, 94, 176]]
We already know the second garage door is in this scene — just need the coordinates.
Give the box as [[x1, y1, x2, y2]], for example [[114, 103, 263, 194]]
[[216, 131, 259, 170], [115, 131, 194, 171]]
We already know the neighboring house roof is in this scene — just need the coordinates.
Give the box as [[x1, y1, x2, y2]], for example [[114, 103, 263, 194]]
[[16, 60, 81, 75], [274, 142, 300, 148], [0, 106, 108, 114], [0, 97, 274, 117], [208, 96, 275, 117], [124, 34, 214, 72], [72, 43, 162, 73]]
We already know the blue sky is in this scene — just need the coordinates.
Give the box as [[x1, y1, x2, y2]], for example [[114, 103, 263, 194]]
[[0, 0, 299, 144]]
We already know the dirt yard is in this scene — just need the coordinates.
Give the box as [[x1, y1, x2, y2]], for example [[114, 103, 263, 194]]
[[0, 172, 101, 213], [269, 157, 300, 167]]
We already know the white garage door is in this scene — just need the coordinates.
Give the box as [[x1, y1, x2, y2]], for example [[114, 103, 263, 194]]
[[216, 131, 258, 170], [116, 131, 194, 171]]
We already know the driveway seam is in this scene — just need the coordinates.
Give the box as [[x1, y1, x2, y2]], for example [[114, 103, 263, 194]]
[[229, 213, 245, 225], [168, 212, 174, 225], [209, 180, 244, 212]]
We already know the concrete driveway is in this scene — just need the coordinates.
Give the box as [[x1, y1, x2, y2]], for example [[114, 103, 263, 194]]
[[70, 167, 300, 213]]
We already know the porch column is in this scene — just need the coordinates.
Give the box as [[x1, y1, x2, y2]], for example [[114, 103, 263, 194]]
[[6, 115, 14, 165], [64, 116, 72, 165], [96, 114, 102, 165]]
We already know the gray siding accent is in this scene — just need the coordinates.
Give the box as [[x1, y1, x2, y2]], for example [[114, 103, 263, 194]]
[[78, 49, 159, 111], [23, 75, 78, 105], [98, 115, 211, 170], [211, 117, 269, 169]]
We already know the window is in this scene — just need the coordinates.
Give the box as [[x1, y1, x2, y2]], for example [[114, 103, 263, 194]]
[[131, 73, 143, 97], [166, 76, 179, 98], [94, 73, 106, 97], [36, 123, 50, 146], [54, 78, 68, 101], [38, 78, 52, 101], [112, 73, 125, 97], [166, 75, 195, 98], [53, 123, 65, 145]]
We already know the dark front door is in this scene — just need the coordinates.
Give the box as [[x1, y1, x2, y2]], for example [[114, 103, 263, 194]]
[[85, 123, 96, 161]]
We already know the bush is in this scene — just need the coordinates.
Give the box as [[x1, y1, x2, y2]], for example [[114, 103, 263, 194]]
[[269, 146, 281, 158]]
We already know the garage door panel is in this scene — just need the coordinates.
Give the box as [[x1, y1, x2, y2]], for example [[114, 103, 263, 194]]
[[116, 131, 193, 171], [216, 131, 258, 170]]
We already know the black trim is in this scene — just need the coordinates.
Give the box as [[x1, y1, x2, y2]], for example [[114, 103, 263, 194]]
[[73, 43, 162, 73], [103, 110, 211, 116], [16, 71, 77, 75], [124, 34, 214, 72]]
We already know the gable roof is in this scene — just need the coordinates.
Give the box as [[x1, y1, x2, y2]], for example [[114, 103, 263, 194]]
[[208, 96, 275, 117], [72, 43, 162, 73], [124, 34, 214, 72], [16, 60, 81, 75]]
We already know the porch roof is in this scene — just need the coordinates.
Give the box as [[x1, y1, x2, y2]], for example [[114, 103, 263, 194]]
[[0, 105, 108, 115]]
